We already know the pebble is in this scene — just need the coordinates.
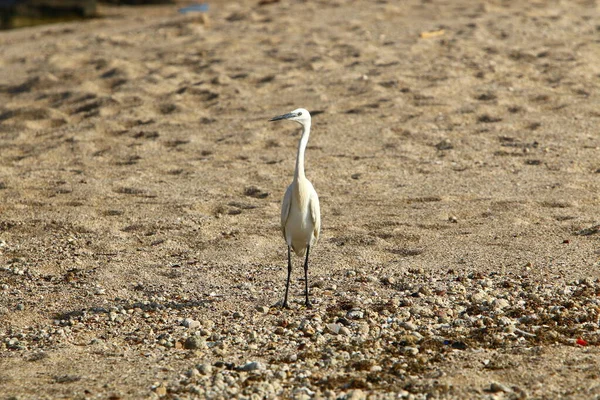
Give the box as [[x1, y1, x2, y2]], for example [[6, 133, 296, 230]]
[[493, 298, 510, 310], [435, 138, 453, 150], [346, 389, 366, 400], [357, 323, 370, 336], [182, 318, 201, 329], [471, 290, 489, 304], [196, 363, 212, 375], [490, 382, 512, 393], [327, 323, 341, 335], [153, 384, 167, 396], [346, 309, 364, 319], [238, 361, 266, 372], [401, 321, 418, 331], [293, 387, 315, 397], [381, 276, 396, 285], [339, 327, 351, 336], [184, 337, 207, 350], [255, 305, 269, 313]]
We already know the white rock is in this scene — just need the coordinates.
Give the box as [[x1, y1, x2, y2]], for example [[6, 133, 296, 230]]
[[493, 298, 510, 310], [182, 318, 201, 329], [327, 323, 341, 335], [346, 389, 366, 400], [238, 361, 266, 372], [471, 290, 489, 304], [195, 363, 211, 375], [401, 321, 418, 331], [347, 309, 364, 319], [403, 346, 419, 356]]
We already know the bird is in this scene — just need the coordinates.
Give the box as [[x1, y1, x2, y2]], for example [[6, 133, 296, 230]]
[[269, 108, 321, 308]]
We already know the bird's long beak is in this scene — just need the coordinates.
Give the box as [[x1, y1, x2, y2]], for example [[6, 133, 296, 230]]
[[269, 112, 295, 122]]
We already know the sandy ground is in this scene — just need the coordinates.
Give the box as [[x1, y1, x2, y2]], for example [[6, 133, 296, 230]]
[[1, 0, 600, 398]]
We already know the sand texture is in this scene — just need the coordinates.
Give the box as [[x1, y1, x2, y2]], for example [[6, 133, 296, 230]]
[[1, 0, 600, 398]]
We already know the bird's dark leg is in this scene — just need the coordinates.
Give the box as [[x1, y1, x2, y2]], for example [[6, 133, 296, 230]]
[[304, 245, 312, 308], [282, 246, 292, 309]]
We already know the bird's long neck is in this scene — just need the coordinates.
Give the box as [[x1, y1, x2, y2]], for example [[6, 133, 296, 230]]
[[294, 122, 311, 181]]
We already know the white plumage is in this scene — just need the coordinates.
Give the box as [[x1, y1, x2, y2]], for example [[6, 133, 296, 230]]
[[270, 108, 321, 308]]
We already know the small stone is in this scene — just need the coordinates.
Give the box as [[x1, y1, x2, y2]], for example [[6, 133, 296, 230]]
[[490, 382, 512, 393], [202, 319, 215, 329], [238, 361, 266, 372], [16, 303, 24, 311], [401, 321, 418, 331], [188, 385, 203, 395], [493, 298, 510, 310], [403, 346, 419, 356], [357, 323, 370, 336], [196, 363, 213, 375], [211, 74, 232, 86], [435, 139, 453, 150], [255, 305, 269, 313], [339, 327, 351, 336], [346, 389, 366, 400], [303, 327, 316, 336], [233, 311, 244, 319], [293, 387, 315, 397], [184, 336, 207, 350], [327, 323, 342, 335], [182, 318, 201, 329], [471, 290, 489, 304], [154, 385, 167, 396], [346, 309, 364, 319], [381, 276, 396, 285]]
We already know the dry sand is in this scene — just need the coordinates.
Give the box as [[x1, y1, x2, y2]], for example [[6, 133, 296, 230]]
[[1, 0, 600, 398]]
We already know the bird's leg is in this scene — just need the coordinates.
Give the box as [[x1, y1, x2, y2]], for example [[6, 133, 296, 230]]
[[282, 246, 292, 309], [304, 245, 312, 308]]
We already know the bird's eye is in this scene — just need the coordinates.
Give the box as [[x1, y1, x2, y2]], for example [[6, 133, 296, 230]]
[[297, 112, 302, 116]]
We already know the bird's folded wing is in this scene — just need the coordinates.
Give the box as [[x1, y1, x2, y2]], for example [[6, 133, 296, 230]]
[[310, 191, 321, 243], [280, 185, 293, 239]]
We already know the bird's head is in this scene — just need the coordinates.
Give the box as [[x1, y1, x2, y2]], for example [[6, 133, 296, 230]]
[[269, 108, 311, 126]]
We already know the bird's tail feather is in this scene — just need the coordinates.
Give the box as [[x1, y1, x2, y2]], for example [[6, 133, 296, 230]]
[[292, 246, 306, 257]]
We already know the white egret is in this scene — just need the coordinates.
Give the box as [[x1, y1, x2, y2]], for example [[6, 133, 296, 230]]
[[269, 108, 321, 308]]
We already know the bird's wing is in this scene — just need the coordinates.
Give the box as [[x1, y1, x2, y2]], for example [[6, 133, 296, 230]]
[[280, 184, 293, 240], [309, 190, 321, 244]]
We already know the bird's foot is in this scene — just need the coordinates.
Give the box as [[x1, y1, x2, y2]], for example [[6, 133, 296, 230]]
[[281, 301, 290, 309], [305, 300, 313, 309]]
